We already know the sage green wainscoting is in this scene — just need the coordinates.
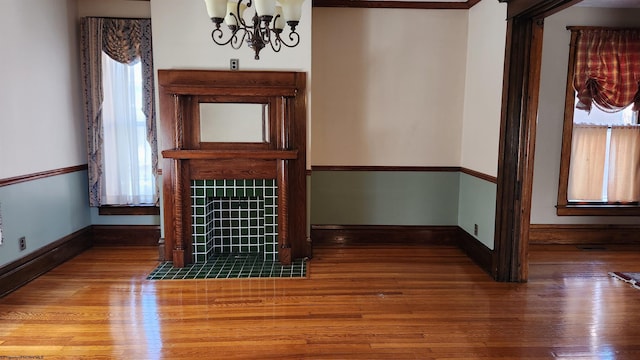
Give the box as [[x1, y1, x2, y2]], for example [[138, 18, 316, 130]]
[[0, 171, 91, 267], [310, 171, 460, 225], [458, 172, 496, 250]]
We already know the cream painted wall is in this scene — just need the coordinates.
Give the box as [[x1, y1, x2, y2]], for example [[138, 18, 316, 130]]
[[150, 0, 312, 165], [0, 0, 84, 179], [460, 0, 506, 177], [531, 6, 640, 225], [311, 8, 468, 166]]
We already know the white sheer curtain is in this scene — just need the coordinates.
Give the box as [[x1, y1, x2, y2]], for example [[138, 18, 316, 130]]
[[101, 52, 155, 205], [568, 125, 607, 201], [608, 126, 640, 202]]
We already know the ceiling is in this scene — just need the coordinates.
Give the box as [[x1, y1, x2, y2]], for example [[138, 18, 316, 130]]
[[575, 0, 640, 7]]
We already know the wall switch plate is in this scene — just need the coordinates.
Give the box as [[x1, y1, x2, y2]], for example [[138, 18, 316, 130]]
[[230, 58, 239, 71], [19, 236, 26, 251]]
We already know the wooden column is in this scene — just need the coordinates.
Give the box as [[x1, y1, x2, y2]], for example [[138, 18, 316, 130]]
[[494, 0, 582, 282], [278, 159, 291, 265], [171, 159, 185, 268]]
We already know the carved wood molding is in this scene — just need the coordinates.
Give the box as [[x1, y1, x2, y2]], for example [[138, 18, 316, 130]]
[[92, 225, 160, 246], [0, 165, 88, 188], [460, 167, 497, 184], [310, 224, 460, 245], [0, 227, 92, 298], [529, 224, 640, 245], [500, 0, 581, 19], [310, 166, 497, 183], [313, 0, 480, 9], [457, 226, 494, 276], [98, 206, 160, 216], [0, 224, 161, 297], [311, 165, 460, 172], [163, 149, 298, 160]]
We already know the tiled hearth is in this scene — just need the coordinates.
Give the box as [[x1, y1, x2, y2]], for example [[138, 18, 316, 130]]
[[191, 179, 278, 263], [147, 253, 306, 280]]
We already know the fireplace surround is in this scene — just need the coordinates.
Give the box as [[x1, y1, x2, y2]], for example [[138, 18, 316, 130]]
[[191, 178, 278, 262], [158, 70, 309, 267]]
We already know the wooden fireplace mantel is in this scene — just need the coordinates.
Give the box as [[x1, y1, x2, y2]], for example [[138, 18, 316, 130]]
[[158, 70, 308, 268], [162, 149, 299, 160]]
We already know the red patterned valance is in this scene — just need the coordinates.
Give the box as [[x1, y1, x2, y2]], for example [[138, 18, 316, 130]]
[[573, 29, 640, 113]]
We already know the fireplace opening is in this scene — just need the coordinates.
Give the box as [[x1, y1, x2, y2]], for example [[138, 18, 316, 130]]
[[209, 196, 263, 255], [191, 179, 278, 263]]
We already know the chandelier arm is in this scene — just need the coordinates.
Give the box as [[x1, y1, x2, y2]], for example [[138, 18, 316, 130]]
[[211, 28, 234, 46], [233, 29, 249, 50], [237, 0, 252, 29], [211, 27, 247, 50], [269, 33, 283, 53], [261, 25, 271, 45], [275, 30, 300, 49]]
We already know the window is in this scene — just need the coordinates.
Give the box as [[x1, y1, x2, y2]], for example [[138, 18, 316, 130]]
[[101, 53, 155, 204], [557, 27, 640, 215], [80, 18, 158, 207]]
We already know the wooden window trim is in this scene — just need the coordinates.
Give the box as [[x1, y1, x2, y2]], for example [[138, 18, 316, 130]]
[[556, 27, 640, 216], [556, 204, 640, 216], [98, 205, 160, 216]]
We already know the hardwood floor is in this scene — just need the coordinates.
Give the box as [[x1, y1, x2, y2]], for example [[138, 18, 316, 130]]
[[0, 243, 639, 359]]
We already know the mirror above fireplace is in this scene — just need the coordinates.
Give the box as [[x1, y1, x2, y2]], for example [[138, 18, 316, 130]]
[[199, 103, 269, 143]]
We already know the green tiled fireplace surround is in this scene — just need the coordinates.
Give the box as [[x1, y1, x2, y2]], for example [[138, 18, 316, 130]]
[[191, 179, 278, 263]]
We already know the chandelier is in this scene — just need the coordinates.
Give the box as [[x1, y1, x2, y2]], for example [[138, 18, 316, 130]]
[[204, 0, 305, 60]]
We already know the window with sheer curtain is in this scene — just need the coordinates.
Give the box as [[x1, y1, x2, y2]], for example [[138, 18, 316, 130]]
[[80, 17, 158, 207], [558, 27, 640, 215], [101, 53, 155, 204]]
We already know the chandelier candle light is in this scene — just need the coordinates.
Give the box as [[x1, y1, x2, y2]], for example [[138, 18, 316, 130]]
[[204, 0, 305, 60]]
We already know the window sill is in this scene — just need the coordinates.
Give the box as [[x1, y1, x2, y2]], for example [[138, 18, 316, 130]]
[[98, 205, 160, 216], [556, 204, 640, 216]]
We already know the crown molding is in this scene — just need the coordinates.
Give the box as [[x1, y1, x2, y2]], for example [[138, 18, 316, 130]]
[[313, 0, 480, 9]]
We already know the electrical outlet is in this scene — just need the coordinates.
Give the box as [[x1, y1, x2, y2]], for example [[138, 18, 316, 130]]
[[19, 236, 26, 251], [473, 224, 479, 236], [230, 58, 239, 71]]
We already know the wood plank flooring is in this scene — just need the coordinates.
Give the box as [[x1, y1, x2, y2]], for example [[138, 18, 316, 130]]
[[0, 244, 639, 359]]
